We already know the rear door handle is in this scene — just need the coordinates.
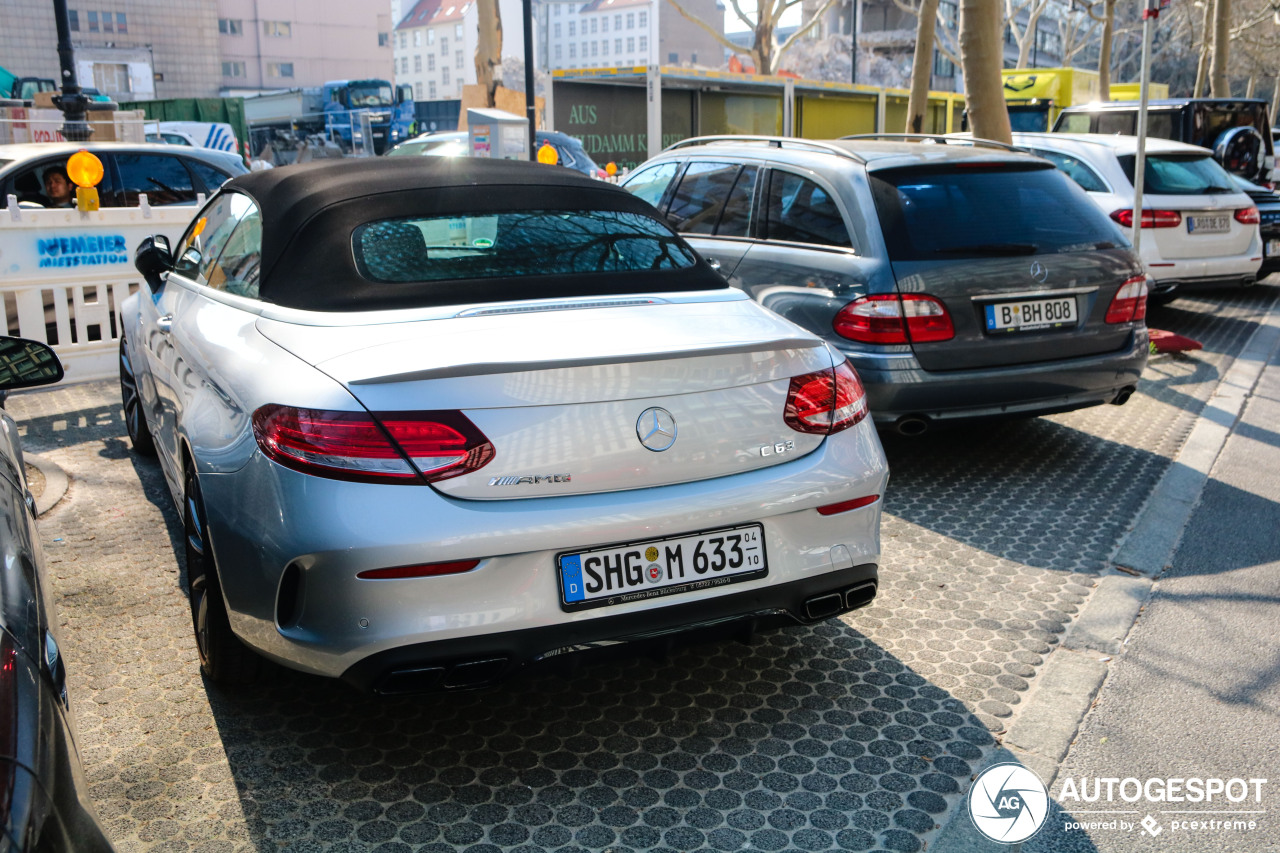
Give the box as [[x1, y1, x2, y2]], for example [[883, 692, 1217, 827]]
[[156, 314, 173, 334]]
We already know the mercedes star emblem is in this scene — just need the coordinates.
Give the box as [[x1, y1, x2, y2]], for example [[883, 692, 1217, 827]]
[[1029, 261, 1048, 283], [636, 407, 677, 452]]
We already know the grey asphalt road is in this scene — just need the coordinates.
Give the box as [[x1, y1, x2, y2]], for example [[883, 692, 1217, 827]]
[[1027, 331, 1280, 852]]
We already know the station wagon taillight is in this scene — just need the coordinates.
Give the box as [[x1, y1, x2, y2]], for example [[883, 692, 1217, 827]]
[[1235, 207, 1261, 225], [1110, 209, 1183, 229], [784, 361, 869, 435], [833, 294, 955, 345], [252, 405, 494, 484], [1105, 275, 1150, 325]]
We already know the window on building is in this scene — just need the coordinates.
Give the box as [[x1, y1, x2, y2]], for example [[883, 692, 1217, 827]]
[[667, 51, 679, 63], [429, 53, 436, 70], [399, 32, 406, 48], [441, 35, 448, 55], [429, 81, 437, 98], [379, 32, 390, 46], [68, 10, 79, 30], [554, 4, 560, 14], [456, 50, 463, 68], [627, 36, 634, 52], [222, 61, 246, 78], [615, 38, 622, 53], [443, 67, 450, 84], [456, 23, 463, 37], [87, 11, 99, 32], [591, 41, 598, 57], [639, 10, 647, 27], [602, 40, 609, 56], [614, 14, 621, 29], [267, 62, 295, 78], [555, 44, 562, 60], [639, 35, 646, 51], [626, 12, 635, 28], [415, 82, 423, 98], [569, 21, 576, 36], [102, 11, 114, 33], [601, 16, 608, 32], [590, 18, 597, 33], [218, 18, 243, 35], [417, 30, 424, 46], [116, 12, 127, 32], [932, 49, 954, 77], [263, 20, 292, 37], [569, 43, 577, 58], [414, 54, 422, 72]]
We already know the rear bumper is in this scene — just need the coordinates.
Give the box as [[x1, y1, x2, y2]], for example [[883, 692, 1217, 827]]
[[1146, 252, 1262, 287], [842, 328, 1149, 425], [343, 563, 879, 693]]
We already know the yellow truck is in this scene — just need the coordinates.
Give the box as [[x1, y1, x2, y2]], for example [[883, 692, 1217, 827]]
[[1001, 68, 1169, 132]]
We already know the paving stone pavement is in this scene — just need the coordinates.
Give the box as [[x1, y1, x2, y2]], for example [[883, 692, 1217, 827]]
[[7, 283, 1278, 853]]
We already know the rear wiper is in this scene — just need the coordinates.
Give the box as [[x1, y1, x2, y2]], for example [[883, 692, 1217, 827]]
[[933, 243, 1039, 256]]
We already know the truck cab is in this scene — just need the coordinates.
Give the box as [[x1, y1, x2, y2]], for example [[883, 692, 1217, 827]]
[[320, 79, 415, 154]]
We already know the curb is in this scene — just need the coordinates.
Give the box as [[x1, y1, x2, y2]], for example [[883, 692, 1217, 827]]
[[931, 300, 1280, 851], [26, 453, 68, 517]]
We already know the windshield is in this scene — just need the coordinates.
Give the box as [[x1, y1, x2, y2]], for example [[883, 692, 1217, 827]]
[[352, 209, 698, 284], [387, 136, 467, 157], [1008, 106, 1051, 133], [869, 164, 1127, 260], [347, 84, 392, 107], [1117, 154, 1238, 194]]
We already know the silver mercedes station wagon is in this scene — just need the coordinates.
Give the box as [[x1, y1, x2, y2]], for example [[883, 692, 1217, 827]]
[[119, 157, 888, 693]]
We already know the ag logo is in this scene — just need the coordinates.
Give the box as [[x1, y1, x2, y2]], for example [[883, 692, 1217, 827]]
[[967, 762, 1049, 843]]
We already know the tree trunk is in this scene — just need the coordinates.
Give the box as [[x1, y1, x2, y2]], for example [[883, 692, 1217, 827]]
[[1098, 0, 1114, 100], [1272, 78, 1280, 127], [959, 0, 1011, 143], [1193, 0, 1214, 97], [1245, 74, 1256, 98], [906, 0, 940, 133], [1210, 0, 1230, 97], [475, 0, 503, 107], [1015, 1, 1047, 68]]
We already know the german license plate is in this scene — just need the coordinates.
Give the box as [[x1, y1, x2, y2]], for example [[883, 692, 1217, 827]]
[[984, 297, 1077, 333], [1187, 214, 1230, 234], [1267, 238, 1280, 256], [558, 524, 767, 612]]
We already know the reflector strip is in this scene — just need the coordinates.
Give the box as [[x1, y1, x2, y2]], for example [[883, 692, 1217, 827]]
[[357, 559, 481, 580], [817, 495, 880, 516]]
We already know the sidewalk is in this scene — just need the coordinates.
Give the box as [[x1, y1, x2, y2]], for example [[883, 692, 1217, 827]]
[[1024, 329, 1280, 852]]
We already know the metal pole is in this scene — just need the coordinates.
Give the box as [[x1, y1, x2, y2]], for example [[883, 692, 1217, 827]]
[[523, 0, 537, 158], [851, 0, 859, 85], [52, 0, 92, 141], [1130, 0, 1158, 258]]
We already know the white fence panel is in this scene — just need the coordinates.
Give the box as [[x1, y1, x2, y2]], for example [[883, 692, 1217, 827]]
[[1, 199, 198, 385]]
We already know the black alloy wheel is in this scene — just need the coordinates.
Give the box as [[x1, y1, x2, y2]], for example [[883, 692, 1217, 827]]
[[184, 464, 261, 685], [118, 337, 156, 456]]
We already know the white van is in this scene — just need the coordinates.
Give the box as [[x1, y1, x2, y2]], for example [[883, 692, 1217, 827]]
[[144, 121, 241, 158]]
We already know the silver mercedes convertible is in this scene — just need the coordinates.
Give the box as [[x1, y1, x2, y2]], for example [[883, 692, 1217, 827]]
[[119, 157, 889, 693]]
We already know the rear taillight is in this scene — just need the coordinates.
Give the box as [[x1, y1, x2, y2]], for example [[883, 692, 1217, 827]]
[[1105, 275, 1149, 324], [1235, 207, 1261, 225], [252, 405, 494, 484], [1110, 209, 1183, 229], [833, 294, 954, 344], [784, 361, 869, 435]]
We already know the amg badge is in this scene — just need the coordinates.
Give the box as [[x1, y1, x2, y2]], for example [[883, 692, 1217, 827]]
[[759, 440, 796, 457], [488, 474, 572, 486]]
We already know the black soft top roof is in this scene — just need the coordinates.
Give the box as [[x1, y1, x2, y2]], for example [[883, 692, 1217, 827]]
[[221, 157, 721, 311]]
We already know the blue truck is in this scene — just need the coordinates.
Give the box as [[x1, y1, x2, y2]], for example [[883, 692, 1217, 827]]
[[243, 78, 416, 160]]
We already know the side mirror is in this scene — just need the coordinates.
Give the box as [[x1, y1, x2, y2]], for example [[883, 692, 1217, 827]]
[[0, 337, 64, 391], [135, 234, 173, 293]]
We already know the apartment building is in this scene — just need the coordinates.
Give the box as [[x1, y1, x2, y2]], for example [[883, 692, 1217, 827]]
[[217, 0, 394, 92], [541, 0, 723, 72], [392, 0, 525, 101]]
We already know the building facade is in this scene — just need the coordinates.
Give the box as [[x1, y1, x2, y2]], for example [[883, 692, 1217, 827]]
[[217, 0, 394, 93], [392, 0, 525, 102], [540, 0, 724, 72], [0, 0, 221, 101]]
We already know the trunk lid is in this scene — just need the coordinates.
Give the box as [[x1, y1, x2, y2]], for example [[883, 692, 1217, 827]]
[[256, 295, 835, 499], [869, 162, 1142, 371]]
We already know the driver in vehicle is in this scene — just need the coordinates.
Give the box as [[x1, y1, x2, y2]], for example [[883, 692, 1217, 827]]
[[42, 165, 75, 208]]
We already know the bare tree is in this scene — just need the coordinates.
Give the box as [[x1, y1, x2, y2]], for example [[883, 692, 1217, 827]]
[[959, 0, 1011, 142], [1211, 0, 1231, 94], [894, 0, 962, 65], [906, 0, 940, 132], [666, 0, 841, 74], [1055, 3, 1101, 66], [1005, 0, 1053, 67], [1087, 0, 1116, 99], [474, 0, 504, 107], [1194, 0, 1214, 96]]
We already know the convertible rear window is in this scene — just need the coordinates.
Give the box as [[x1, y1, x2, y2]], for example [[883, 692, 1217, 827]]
[[869, 164, 1126, 260], [352, 209, 698, 283]]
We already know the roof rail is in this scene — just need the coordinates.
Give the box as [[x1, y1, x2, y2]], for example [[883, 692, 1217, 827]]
[[839, 133, 1021, 153], [663, 135, 866, 163]]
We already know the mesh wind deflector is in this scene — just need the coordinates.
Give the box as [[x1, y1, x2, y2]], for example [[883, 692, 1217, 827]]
[[353, 210, 698, 284]]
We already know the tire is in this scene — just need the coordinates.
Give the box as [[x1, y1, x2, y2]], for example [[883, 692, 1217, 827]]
[[118, 337, 156, 456], [184, 464, 261, 686]]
